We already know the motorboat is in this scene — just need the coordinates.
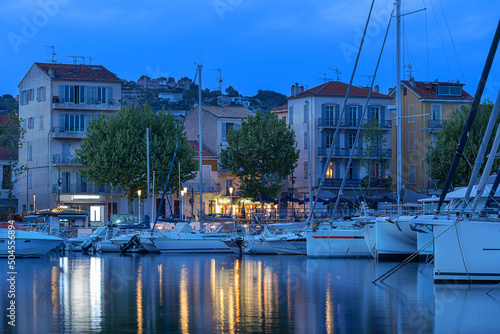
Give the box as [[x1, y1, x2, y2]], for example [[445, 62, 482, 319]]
[[0, 228, 63, 257]]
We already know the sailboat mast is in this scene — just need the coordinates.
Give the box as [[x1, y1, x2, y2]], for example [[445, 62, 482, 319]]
[[198, 64, 203, 231], [147, 127, 150, 220], [396, 0, 402, 215]]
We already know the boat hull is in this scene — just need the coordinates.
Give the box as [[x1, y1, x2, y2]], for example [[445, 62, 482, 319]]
[[307, 228, 371, 258], [0, 229, 63, 257], [155, 233, 234, 253]]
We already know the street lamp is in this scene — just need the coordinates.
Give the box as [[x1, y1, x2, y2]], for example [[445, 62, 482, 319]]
[[183, 187, 188, 220], [180, 189, 185, 220], [137, 190, 142, 224], [229, 186, 234, 218]]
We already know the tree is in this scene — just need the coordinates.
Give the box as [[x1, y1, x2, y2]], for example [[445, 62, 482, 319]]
[[0, 113, 25, 217], [225, 86, 240, 98], [75, 104, 197, 201], [139, 75, 151, 81], [426, 100, 498, 188], [219, 110, 300, 199], [356, 116, 389, 195]]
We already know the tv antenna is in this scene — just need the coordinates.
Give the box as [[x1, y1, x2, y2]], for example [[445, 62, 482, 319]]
[[87, 57, 93, 65], [359, 74, 374, 87], [328, 68, 342, 81], [318, 73, 333, 83], [46, 45, 57, 64], [405, 64, 417, 79]]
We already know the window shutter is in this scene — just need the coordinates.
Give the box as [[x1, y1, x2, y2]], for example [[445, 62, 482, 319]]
[[321, 104, 326, 123], [288, 106, 293, 125], [344, 133, 349, 150], [59, 85, 65, 102], [367, 105, 372, 119], [86, 86, 92, 104], [358, 105, 363, 124], [345, 104, 350, 124], [59, 114, 65, 131], [221, 122, 226, 141], [381, 106, 386, 125], [108, 86, 113, 104], [304, 104, 308, 124]]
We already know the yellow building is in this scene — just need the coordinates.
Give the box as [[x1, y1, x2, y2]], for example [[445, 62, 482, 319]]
[[391, 78, 473, 194]]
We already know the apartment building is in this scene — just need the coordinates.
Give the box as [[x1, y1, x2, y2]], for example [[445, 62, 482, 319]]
[[18, 63, 122, 222], [391, 78, 473, 194], [287, 81, 393, 199]]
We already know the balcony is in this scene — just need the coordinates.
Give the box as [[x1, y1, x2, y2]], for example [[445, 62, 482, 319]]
[[322, 178, 361, 188], [52, 183, 115, 195], [318, 147, 392, 159], [183, 181, 220, 193], [318, 118, 392, 130], [52, 155, 81, 166], [52, 98, 120, 111], [52, 126, 86, 139]]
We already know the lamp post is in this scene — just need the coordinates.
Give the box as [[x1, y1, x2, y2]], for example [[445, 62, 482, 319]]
[[137, 190, 142, 224], [229, 186, 234, 218], [183, 187, 188, 220], [179, 189, 184, 220]]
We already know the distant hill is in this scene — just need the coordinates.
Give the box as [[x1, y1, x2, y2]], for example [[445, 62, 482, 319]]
[[0, 94, 17, 113]]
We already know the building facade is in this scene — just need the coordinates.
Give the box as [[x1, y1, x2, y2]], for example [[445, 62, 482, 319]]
[[391, 78, 473, 194], [287, 81, 393, 200], [0, 114, 19, 215], [18, 63, 122, 222]]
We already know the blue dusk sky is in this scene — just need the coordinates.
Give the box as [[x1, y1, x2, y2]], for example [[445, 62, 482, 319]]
[[1, 0, 499, 100]]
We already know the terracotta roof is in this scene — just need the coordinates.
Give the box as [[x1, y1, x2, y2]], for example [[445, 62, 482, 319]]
[[395, 80, 473, 100], [288, 81, 390, 100], [200, 105, 254, 119], [188, 140, 217, 158], [0, 115, 18, 159], [271, 104, 288, 113], [34, 63, 121, 83]]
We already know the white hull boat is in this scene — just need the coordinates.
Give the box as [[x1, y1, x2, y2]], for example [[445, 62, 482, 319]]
[[154, 233, 234, 253], [307, 224, 371, 258], [0, 229, 63, 257]]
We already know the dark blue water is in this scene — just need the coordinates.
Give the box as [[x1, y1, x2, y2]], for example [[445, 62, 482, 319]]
[[1, 253, 499, 333]]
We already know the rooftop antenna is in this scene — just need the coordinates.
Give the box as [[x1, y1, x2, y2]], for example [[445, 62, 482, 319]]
[[46, 45, 57, 64], [318, 73, 333, 83], [88, 57, 93, 65], [405, 64, 417, 79], [77, 56, 86, 65], [359, 74, 374, 87], [65, 55, 78, 65], [328, 67, 342, 81]]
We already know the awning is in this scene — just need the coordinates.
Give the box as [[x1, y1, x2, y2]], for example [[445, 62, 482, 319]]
[[24, 215, 40, 222]]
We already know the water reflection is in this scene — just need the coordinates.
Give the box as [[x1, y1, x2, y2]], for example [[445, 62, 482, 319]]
[[1, 253, 499, 333]]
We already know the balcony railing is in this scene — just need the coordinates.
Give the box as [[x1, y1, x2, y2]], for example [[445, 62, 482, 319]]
[[52, 126, 86, 139], [52, 183, 116, 195], [322, 178, 361, 188], [52, 98, 120, 111], [318, 147, 392, 158], [318, 118, 392, 129], [428, 119, 443, 129], [183, 182, 220, 193], [52, 155, 80, 166]]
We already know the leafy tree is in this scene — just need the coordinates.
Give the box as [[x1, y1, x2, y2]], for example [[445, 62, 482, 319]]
[[75, 104, 196, 201], [426, 100, 498, 188], [219, 110, 300, 199], [253, 90, 287, 110], [139, 75, 151, 81], [225, 86, 240, 98], [0, 113, 25, 217], [356, 116, 389, 195]]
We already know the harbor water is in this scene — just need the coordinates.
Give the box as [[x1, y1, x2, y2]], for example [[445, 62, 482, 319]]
[[2, 253, 499, 333]]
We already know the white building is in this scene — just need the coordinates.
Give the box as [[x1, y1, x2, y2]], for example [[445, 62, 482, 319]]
[[158, 92, 182, 102], [18, 63, 122, 222], [287, 81, 393, 200]]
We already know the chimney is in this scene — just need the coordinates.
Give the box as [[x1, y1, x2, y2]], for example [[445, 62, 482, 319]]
[[373, 85, 379, 93], [299, 86, 304, 93], [291, 85, 296, 97], [294, 83, 300, 96], [409, 77, 416, 88], [48, 67, 55, 78]]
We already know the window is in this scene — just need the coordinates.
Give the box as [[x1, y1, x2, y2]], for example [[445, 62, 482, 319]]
[[303, 161, 308, 181], [36, 86, 46, 102], [288, 106, 293, 125], [29, 89, 34, 100], [348, 133, 356, 149], [437, 85, 462, 96], [39, 115, 44, 130], [97, 86, 107, 104], [28, 117, 34, 129], [348, 106, 357, 126], [28, 173, 32, 189], [22, 119, 26, 131], [2, 165, 12, 189], [408, 105, 415, 123], [62, 172, 71, 193], [408, 132, 416, 152], [372, 162, 380, 178], [371, 106, 380, 121], [409, 165, 416, 184], [348, 165, 355, 179], [326, 161, 334, 179], [303, 131, 308, 150], [21, 90, 28, 105], [60, 114, 86, 132], [325, 132, 334, 148], [326, 105, 335, 125], [431, 104, 442, 121], [222, 122, 237, 141]]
